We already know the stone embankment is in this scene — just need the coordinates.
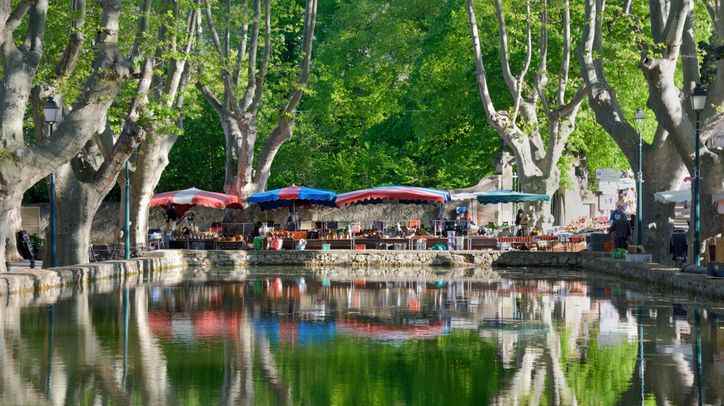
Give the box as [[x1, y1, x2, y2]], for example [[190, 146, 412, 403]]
[[495, 251, 724, 299], [0, 254, 181, 297], [2, 249, 723, 300]]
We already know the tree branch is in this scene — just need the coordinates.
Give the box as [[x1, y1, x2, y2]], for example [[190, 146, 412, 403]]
[[196, 82, 227, 115], [661, 0, 691, 60], [233, 0, 250, 88], [465, 0, 501, 129], [202, 0, 225, 59], [649, 0, 668, 43], [249, 0, 271, 114], [129, 0, 152, 63], [511, 0, 533, 125], [557, 0, 571, 106], [578, 0, 639, 161], [25, 0, 129, 181], [493, 0, 518, 94], [55, 0, 87, 80], [680, 11, 698, 95], [163, 8, 198, 104], [253, 0, 318, 189], [3, 0, 32, 37], [24, 0, 47, 64], [223, 0, 231, 58], [535, 0, 550, 113], [241, 0, 261, 111]]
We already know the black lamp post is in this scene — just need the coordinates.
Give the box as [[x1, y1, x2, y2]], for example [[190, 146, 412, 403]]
[[635, 108, 645, 246], [43, 97, 61, 267], [691, 84, 707, 267]]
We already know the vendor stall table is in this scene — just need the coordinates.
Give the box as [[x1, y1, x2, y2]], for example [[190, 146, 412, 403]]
[[168, 239, 246, 250]]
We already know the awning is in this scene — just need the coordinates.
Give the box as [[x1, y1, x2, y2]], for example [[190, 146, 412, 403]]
[[335, 186, 451, 207], [149, 187, 242, 209], [450, 192, 484, 201], [248, 186, 336, 210], [476, 190, 550, 204], [653, 188, 691, 204]]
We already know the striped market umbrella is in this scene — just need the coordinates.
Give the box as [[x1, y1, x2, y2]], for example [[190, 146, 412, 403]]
[[335, 186, 451, 207], [247, 186, 337, 210], [149, 187, 243, 210]]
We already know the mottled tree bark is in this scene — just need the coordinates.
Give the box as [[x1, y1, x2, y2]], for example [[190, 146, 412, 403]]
[[49, 0, 169, 266], [637, 0, 724, 248], [578, 0, 687, 260], [127, 10, 196, 247], [466, 0, 586, 223], [128, 132, 177, 246], [0, 0, 135, 272], [197, 0, 318, 200]]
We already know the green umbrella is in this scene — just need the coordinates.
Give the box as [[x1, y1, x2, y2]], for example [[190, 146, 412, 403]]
[[476, 190, 550, 204]]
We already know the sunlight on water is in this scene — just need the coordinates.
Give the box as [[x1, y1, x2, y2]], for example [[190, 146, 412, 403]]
[[0, 269, 722, 405]]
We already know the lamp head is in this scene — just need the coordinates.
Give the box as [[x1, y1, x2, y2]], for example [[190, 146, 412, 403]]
[[691, 84, 707, 112], [635, 108, 645, 123], [43, 97, 61, 124]]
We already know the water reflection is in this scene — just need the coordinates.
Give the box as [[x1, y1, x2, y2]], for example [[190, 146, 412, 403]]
[[0, 270, 722, 405]]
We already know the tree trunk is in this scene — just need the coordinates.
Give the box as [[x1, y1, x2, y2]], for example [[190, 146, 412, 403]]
[[519, 168, 560, 225], [54, 164, 104, 266], [4, 206, 21, 263], [697, 155, 723, 248], [219, 113, 257, 198], [0, 193, 23, 272], [129, 133, 177, 247], [640, 140, 686, 262]]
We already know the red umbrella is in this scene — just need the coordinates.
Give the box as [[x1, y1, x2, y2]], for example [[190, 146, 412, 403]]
[[149, 187, 243, 210], [336, 186, 451, 207]]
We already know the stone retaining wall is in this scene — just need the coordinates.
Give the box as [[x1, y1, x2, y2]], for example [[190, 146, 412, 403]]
[[3, 249, 724, 300], [143, 249, 503, 269], [492, 250, 724, 299], [0, 254, 184, 297]]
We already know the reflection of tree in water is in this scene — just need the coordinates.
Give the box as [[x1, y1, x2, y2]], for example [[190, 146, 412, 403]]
[[562, 328, 638, 406], [272, 332, 502, 405], [0, 276, 721, 405]]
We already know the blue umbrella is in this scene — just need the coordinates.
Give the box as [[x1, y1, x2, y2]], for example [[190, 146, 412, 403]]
[[248, 186, 337, 210], [476, 190, 550, 204]]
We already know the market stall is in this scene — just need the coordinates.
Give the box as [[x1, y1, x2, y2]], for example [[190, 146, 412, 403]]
[[329, 186, 453, 249], [471, 190, 584, 251], [149, 187, 246, 249], [247, 185, 338, 249]]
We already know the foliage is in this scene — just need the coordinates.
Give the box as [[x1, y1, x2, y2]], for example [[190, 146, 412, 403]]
[[563, 328, 639, 406], [274, 330, 502, 405], [21, 0, 650, 203]]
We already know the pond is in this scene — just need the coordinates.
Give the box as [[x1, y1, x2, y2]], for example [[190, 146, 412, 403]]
[[1, 268, 722, 405]]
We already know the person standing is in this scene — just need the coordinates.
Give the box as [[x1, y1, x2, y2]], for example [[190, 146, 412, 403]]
[[609, 206, 631, 250]]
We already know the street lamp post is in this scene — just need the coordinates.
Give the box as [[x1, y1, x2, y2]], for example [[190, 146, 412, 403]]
[[691, 84, 707, 267], [124, 162, 130, 260], [635, 108, 645, 246], [43, 97, 61, 267]]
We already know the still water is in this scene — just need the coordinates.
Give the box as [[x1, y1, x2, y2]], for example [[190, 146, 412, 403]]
[[1, 269, 722, 405]]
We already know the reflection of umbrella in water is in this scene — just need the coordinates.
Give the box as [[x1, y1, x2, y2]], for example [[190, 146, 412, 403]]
[[267, 278, 283, 299], [192, 310, 240, 339], [253, 319, 336, 345], [337, 319, 445, 341], [147, 312, 173, 338], [479, 319, 547, 333]]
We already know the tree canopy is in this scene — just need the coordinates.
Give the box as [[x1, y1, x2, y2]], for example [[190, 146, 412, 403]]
[[148, 0, 637, 196]]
